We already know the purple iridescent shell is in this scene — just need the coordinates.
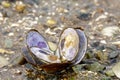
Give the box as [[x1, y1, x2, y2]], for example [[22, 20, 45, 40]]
[[26, 30, 51, 51], [26, 30, 61, 64]]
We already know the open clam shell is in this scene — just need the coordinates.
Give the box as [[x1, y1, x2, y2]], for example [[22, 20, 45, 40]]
[[23, 28, 87, 73]]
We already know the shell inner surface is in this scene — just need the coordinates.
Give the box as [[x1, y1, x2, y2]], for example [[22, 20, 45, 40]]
[[30, 47, 61, 63], [59, 28, 79, 62], [26, 30, 50, 51]]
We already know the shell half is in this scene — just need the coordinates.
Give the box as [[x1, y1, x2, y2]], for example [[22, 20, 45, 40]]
[[26, 30, 61, 64], [59, 28, 87, 64], [59, 28, 79, 62]]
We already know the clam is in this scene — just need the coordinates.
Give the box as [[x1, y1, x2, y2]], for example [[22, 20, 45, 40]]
[[22, 28, 87, 73]]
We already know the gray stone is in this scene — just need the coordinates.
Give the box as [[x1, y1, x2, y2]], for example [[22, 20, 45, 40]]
[[101, 26, 119, 37], [112, 62, 120, 79], [0, 56, 9, 68], [105, 69, 115, 77], [4, 38, 13, 48], [109, 51, 119, 59], [85, 62, 105, 72]]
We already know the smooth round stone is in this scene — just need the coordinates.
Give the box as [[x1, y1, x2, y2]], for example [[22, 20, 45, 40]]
[[0, 56, 9, 68], [1, 1, 11, 8], [95, 50, 108, 61], [105, 69, 115, 77], [48, 41, 57, 51], [109, 51, 119, 59], [15, 1, 26, 13], [101, 26, 119, 37], [77, 12, 91, 21], [46, 19, 57, 28], [85, 62, 105, 72], [112, 62, 120, 79], [4, 38, 13, 48]]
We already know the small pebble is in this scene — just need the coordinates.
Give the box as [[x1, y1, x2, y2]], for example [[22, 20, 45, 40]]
[[0, 56, 9, 68], [45, 28, 56, 35], [0, 48, 14, 54], [0, 12, 3, 17], [72, 64, 86, 73], [1, 1, 11, 8], [112, 62, 120, 79], [95, 14, 107, 21], [47, 19, 57, 27], [101, 26, 119, 37], [1, 9, 13, 17], [2, 68, 8, 72], [105, 69, 115, 77], [85, 62, 105, 72], [109, 51, 119, 59], [8, 32, 14, 36], [15, 1, 26, 13], [91, 41, 100, 48], [111, 41, 120, 45], [48, 41, 57, 51], [77, 13, 91, 21], [95, 50, 108, 61], [56, 7, 68, 13], [0, 12, 3, 21], [85, 51, 94, 59], [4, 38, 13, 48], [100, 40, 107, 44], [14, 69, 22, 75]]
